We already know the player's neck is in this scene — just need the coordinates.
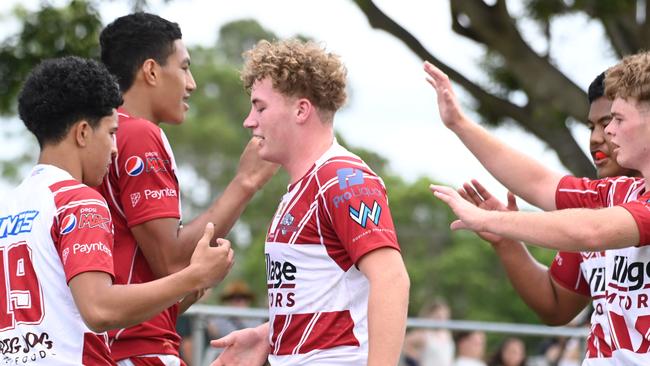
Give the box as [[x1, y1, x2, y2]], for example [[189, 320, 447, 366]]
[[121, 88, 158, 124], [285, 133, 334, 184], [38, 145, 81, 182]]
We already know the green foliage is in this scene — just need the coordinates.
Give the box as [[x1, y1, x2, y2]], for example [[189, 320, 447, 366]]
[[0, 2, 557, 327], [0, 0, 102, 114]]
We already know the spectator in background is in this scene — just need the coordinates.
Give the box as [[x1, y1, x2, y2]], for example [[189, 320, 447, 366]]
[[453, 331, 487, 366], [488, 337, 527, 366], [402, 298, 455, 366]]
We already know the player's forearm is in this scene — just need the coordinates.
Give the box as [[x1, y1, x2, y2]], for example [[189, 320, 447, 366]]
[[485, 207, 639, 251], [75, 268, 201, 332], [491, 240, 564, 321], [451, 117, 561, 211], [366, 266, 409, 366], [181, 175, 257, 249]]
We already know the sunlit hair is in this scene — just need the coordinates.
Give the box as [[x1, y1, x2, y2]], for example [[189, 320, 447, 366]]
[[241, 39, 347, 121], [605, 51, 650, 102]]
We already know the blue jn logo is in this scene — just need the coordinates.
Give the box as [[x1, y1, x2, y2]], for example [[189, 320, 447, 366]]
[[0, 211, 39, 238], [336, 168, 364, 189], [349, 201, 382, 228]]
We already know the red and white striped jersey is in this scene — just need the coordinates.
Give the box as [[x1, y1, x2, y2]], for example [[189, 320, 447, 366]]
[[0, 164, 115, 365], [265, 142, 400, 365], [95, 108, 182, 361], [555, 175, 650, 365]]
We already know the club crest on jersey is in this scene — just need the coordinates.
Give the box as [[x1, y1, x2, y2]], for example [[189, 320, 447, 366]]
[[280, 213, 295, 235], [125, 156, 145, 176], [336, 167, 364, 189], [60, 214, 77, 235], [349, 200, 381, 228]]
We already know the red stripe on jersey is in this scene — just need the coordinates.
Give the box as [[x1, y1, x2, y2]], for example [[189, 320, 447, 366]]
[[586, 323, 612, 358], [82, 333, 115, 365], [271, 310, 359, 355]]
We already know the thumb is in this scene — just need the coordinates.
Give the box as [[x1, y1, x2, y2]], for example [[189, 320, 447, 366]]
[[211, 334, 233, 348], [198, 222, 215, 248]]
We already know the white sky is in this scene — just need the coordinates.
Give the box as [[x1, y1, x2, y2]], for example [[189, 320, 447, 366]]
[[0, 0, 619, 205]]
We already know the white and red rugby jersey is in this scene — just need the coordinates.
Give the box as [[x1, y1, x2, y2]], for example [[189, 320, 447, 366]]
[[555, 175, 650, 365], [265, 142, 401, 365], [0, 164, 115, 365], [95, 108, 182, 360]]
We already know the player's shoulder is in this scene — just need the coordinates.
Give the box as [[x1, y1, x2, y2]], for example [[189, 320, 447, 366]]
[[116, 111, 162, 138], [49, 180, 108, 209], [316, 146, 377, 181]]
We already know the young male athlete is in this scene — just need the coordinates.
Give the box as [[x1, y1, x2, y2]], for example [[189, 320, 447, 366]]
[[425, 52, 650, 364], [97, 13, 277, 364], [458, 72, 639, 361], [209, 39, 410, 366], [1, 56, 233, 365]]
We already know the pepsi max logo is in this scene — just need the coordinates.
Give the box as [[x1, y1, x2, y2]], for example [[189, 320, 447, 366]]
[[125, 156, 145, 176], [60, 214, 77, 235]]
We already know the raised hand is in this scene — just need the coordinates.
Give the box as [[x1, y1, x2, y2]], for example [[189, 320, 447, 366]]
[[429, 183, 490, 233], [458, 179, 518, 244], [236, 136, 280, 190], [423, 61, 467, 130]]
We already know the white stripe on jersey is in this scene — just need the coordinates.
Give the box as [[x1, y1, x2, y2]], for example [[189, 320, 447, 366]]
[[293, 312, 321, 355], [52, 184, 86, 196], [274, 314, 293, 355], [288, 202, 318, 245]]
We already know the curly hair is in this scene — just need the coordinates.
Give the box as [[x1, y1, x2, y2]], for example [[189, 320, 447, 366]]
[[605, 51, 650, 102], [100, 12, 182, 92], [241, 39, 347, 117], [18, 56, 122, 147]]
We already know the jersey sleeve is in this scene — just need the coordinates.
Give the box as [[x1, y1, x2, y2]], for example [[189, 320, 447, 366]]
[[549, 251, 590, 296], [116, 121, 180, 227], [620, 200, 650, 246], [555, 175, 610, 210], [50, 183, 115, 283], [319, 165, 400, 264]]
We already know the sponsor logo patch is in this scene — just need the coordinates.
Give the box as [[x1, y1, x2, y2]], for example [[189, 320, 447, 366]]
[[349, 200, 382, 228], [336, 168, 364, 189], [130, 192, 141, 207], [125, 156, 145, 176], [0, 211, 39, 238], [60, 214, 77, 235], [144, 188, 177, 200]]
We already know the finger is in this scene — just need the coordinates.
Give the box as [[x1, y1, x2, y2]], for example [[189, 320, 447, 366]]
[[507, 191, 519, 210], [470, 179, 493, 201], [450, 220, 469, 231], [462, 182, 483, 204], [216, 238, 232, 250], [457, 188, 472, 203]]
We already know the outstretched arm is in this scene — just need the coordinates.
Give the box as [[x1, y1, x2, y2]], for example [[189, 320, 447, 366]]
[[431, 183, 639, 251], [424, 61, 563, 210], [209, 322, 270, 366], [460, 181, 589, 325], [132, 137, 279, 278]]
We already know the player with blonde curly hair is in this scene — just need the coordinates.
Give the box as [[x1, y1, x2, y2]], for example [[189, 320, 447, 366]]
[[209, 39, 410, 366]]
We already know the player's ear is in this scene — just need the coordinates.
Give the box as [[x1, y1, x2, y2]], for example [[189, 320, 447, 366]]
[[295, 98, 312, 124], [74, 120, 91, 147], [140, 59, 159, 86]]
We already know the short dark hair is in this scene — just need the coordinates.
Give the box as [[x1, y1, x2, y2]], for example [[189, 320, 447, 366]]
[[100, 12, 182, 92], [18, 56, 122, 147], [588, 71, 606, 104]]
